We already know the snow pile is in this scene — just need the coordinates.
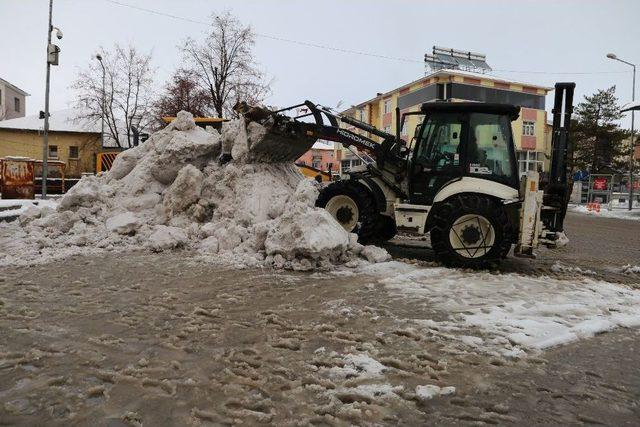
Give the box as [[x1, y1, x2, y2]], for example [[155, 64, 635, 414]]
[[363, 262, 640, 357], [0, 111, 384, 270]]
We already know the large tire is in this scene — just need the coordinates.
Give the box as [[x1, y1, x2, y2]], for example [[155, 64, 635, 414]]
[[316, 180, 380, 244], [429, 194, 514, 268]]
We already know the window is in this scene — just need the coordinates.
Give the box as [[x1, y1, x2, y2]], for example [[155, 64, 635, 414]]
[[416, 113, 463, 171], [401, 119, 408, 136], [467, 113, 515, 182], [358, 108, 366, 121], [311, 155, 322, 169], [69, 146, 79, 159], [340, 158, 362, 173], [48, 145, 58, 159], [383, 99, 392, 114], [517, 150, 544, 176], [383, 125, 392, 134], [14, 97, 20, 112], [522, 121, 535, 136]]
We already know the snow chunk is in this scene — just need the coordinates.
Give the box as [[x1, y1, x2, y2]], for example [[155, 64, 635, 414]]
[[166, 110, 197, 131], [621, 264, 640, 274], [148, 225, 188, 252], [361, 245, 391, 263], [415, 384, 456, 400], [106, 212, 140, 235], [163, 164, 203, 216]]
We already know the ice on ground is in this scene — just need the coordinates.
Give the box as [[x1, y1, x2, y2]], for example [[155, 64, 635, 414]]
[[368, 262, 640, 356], [0, 110, 388, 270]]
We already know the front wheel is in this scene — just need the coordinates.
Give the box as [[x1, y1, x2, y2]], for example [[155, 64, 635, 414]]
[[429, 194, 514, 268], [316, 180, 380, 243]]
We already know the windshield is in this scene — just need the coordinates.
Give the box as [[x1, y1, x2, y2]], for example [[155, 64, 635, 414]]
[[467, 113, 515, 183]]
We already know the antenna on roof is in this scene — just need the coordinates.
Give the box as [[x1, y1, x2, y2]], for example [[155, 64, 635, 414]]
[[424, 46, 492, 75]]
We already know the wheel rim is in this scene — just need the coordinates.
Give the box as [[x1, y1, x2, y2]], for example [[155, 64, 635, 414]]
[[325, 195, 359, 232], [448, 214, 495, 259]]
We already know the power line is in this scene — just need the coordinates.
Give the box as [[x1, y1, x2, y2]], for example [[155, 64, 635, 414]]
[[103, 0, 421, 64], [102, 0, 633, 76]]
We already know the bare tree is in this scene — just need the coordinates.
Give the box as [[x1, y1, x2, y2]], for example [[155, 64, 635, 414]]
[[182, 12, 270, 119], [153, 69, 213, 126], [72, 44, 155, 148]]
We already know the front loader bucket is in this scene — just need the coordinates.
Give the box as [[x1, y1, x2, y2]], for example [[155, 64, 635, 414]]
[[246, 122, 317, 163], [234, 101, 322, 164]]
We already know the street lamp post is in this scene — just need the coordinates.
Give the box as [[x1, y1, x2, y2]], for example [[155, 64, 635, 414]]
[[96, 54, 105, 147], [42, 0, 62, 199], [607, 52, 636, 211]]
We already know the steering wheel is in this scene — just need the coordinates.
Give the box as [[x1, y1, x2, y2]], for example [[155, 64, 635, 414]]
[[434, 151, 455, 166]]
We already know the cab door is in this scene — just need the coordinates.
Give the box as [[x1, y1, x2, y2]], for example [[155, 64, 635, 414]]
[[409, 113, 466, 205]]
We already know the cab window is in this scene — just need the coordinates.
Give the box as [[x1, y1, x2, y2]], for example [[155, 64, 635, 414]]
[[467, 113, 515, 182], [415, 113, 463, 171]]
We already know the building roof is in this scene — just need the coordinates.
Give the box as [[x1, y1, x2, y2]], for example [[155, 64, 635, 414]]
[[0, 78, 30, 96], [312, 140, 334, 150], [348, 68, 554, 110], [0, 108, 100, 133]]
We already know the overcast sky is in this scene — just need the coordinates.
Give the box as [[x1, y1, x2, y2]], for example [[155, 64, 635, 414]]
[[1, 0, 638, 127]]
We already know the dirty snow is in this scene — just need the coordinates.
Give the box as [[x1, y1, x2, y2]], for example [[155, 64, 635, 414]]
[[621, 264, 640, 274], [570, 204, 640, 221], [0, 199, 58, 220], [0, 111, 386, 270], [359, 262, 640, 357]]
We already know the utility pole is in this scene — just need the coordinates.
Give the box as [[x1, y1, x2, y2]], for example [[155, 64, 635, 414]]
[[42, 0, 53, 199], [607, 53, 636, 211], [42, 0, 62, 199]]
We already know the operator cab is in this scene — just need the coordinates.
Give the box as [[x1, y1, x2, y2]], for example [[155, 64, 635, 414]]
[[407, 103, 520, 205]]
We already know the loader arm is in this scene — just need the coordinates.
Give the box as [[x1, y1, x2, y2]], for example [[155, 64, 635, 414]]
[[233, 100, 405, 170]]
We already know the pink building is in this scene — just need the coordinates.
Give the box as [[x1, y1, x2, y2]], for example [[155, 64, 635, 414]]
[[296, 140, 336, 173]]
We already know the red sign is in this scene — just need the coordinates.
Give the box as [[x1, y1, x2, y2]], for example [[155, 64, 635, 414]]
[[593, 177, 607, 190]]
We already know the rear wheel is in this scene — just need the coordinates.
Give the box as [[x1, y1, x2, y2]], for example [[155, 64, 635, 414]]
[[430, 194, 513, 268], [316, 180, 380, 243]]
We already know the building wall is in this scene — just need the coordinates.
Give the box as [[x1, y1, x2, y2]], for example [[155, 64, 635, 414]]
[[0, 129, 102, 177], [297, 148, 337, 173], [0, 83, 26, 121]]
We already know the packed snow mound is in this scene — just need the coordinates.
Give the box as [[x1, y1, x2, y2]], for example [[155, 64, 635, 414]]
[[1, 110, 386, 270]]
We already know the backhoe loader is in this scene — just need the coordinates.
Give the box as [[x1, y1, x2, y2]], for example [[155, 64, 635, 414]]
[[231, 82, 575, 267]]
